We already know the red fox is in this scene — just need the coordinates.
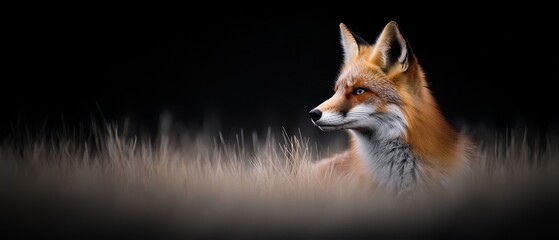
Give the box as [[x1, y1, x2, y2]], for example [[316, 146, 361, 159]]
[[310, 21, 475, 196]]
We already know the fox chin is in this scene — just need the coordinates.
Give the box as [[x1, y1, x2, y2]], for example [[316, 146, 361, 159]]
[[310, 21, 475, 196]]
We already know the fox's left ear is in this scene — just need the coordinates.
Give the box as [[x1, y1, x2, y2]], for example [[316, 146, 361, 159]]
[[340, 23, 369, 64], [371, 21, 412, 73]]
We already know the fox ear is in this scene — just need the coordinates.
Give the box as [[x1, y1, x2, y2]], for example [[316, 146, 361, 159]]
[[372, 21, 411, 73], [339, 23, 368, 64]]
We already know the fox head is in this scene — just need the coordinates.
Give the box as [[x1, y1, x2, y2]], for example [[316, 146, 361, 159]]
[[310, 21, 426, 140]]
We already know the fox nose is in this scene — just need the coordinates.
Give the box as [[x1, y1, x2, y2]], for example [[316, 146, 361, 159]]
[[309, 109, 322, 122]]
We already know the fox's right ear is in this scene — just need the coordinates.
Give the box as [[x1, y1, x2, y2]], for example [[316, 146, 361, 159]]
[[339, 23, 368, 64], [371, 21, 411, 73]]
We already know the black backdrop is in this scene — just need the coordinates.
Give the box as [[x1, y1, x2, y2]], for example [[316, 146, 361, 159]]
[[3, 6, 559, 138]]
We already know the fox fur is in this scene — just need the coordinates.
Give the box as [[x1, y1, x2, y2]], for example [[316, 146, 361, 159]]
[[311, 21, 475, 196]]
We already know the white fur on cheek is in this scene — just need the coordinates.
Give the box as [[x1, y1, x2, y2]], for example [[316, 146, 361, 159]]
[[344, 104, 376, 129], [345, 103, 407, 140], [380, 104, 407, 139], [347, 105, 376, 117]]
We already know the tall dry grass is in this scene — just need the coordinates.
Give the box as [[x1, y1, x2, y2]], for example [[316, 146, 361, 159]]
[[1, 123, 558, 238]]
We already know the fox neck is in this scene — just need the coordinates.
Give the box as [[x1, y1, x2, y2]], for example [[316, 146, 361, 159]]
[[401, 85, 460, 169], [350, 130, 417, 195]]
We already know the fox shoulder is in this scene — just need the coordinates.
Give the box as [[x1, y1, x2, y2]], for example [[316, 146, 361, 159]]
[[315, 150, 373, 185]]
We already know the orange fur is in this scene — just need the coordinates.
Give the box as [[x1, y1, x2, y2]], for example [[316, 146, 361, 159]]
[[316, 149, 374, 187]]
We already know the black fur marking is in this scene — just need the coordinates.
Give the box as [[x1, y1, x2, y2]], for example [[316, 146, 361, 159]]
[[386, 36, 403, 71], [397, 27, 416, 68]]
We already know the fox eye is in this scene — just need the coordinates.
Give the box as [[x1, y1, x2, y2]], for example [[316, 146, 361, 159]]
[[352, 88, 367, 95]]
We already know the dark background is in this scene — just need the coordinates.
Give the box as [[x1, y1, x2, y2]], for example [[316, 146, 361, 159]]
[[3, 6, 559, 139]]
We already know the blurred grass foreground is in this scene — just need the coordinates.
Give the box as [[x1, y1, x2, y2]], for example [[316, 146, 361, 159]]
[[1, 119, 559, 239]]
